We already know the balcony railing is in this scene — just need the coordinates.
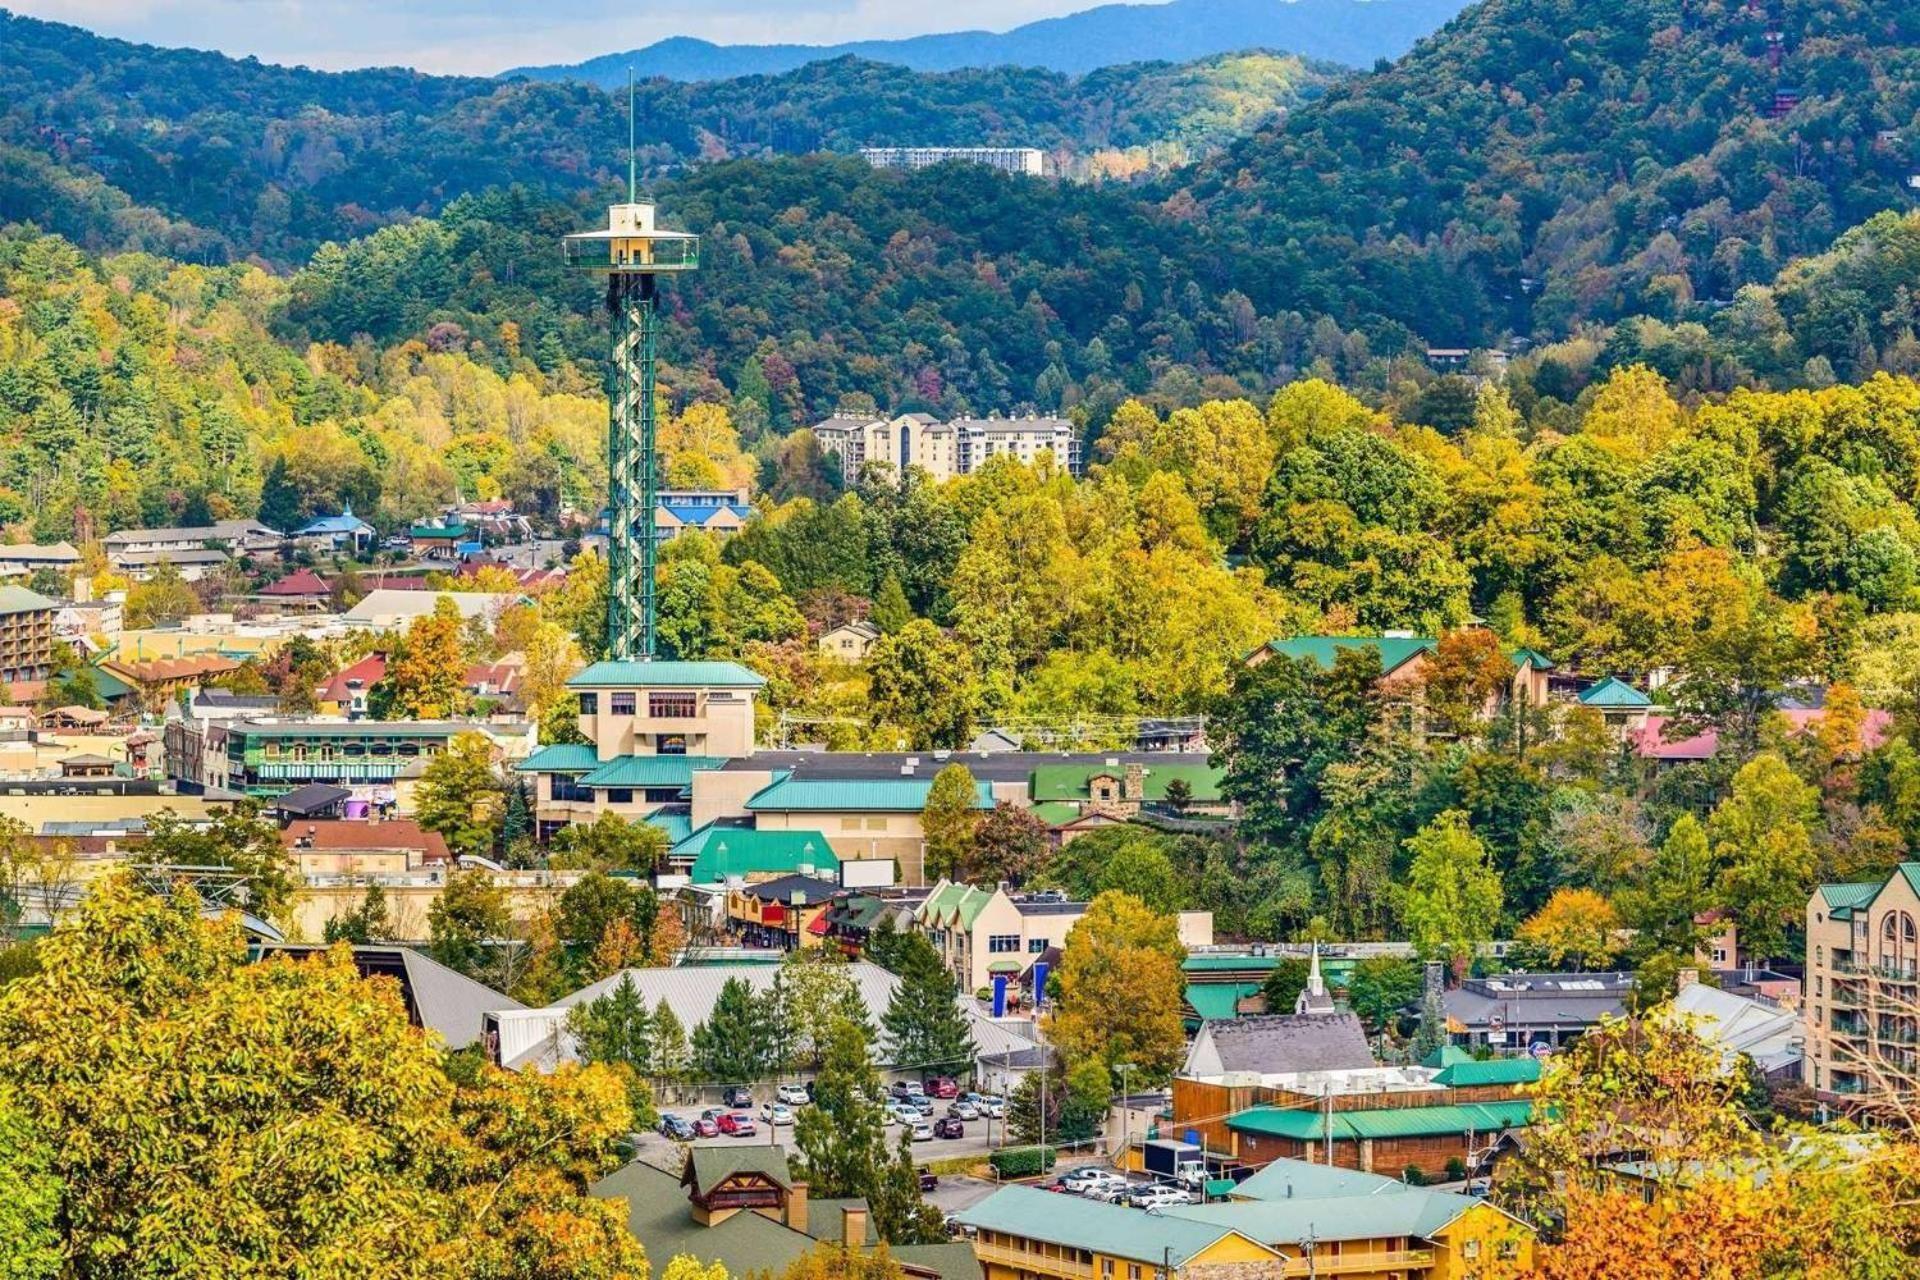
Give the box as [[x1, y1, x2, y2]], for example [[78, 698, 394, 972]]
[[1282, 1250, 1436, 1276], [971, 1242, 1092, 1279], [1834, 960, 1920, 981]]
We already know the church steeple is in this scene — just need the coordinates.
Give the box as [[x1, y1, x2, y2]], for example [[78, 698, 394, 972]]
[[1295, 940, 1336, 1015]]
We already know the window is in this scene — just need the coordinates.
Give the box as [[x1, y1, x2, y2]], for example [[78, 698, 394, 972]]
[[578, 692, 598, 716], [604, 788, 634, 805], [551, 774, 594, 803], [610, 692, 636, 715], [643, 787, 682, 803], [649, 691, 697, 718], [1102, 1262, 1113, 1278], [656, 734, 688, 755], [988, 935, 1021, 954], [842, 818, 863, 831], [1128, 1267, 1140, 1280], [1029, 938, 1047, 953], [865, 816, 887, 830], [1463, 1241, 1482, 1259]]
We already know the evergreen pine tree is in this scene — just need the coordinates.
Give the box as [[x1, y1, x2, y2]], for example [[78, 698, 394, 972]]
[[880, 934, 975, 1083], [651, 997, 689, 1083], [792, 1016, 888, 1198], [691, 976, 773, 1085], [867, 1129, 946, 1246], [566, 973, 653, 1073], [257, 456, 303, 531], [870, 572, 912, 633]]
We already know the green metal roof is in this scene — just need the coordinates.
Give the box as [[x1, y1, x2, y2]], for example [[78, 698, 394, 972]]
[[1183, 953, 1282, 974], [1259, 635, 1436, 674], [987, 959, 1022, 974], [1028, 801, 1085, 827], [568, 660, 765, 689], [1028, 761, 1225, 803], [1578, 676, 1651, 708], [1819, 880, 1882, 919], [954, 1185, 1269, 1268], [1166, 1188, 1489, 1244], [593, 1161, 812, 1277], [1432, 1058, 1542, 1088], [1510, 647, 1556, 671], [1421, 1044, 1475, 1069], [0, 585, 57, 616], [673, 824, 840, 883], [645, 810, 694, 845], [687, 1146, 792, 1195], [1231, 1159, 1412, 1203], [517, 743, 601, 773], [1186, 982, 1261, 1021], [578, 754, 729, 788], [408, 522, 468, 538], [745, 778, 994, 812], [1227, 1099, 1535, 1142]]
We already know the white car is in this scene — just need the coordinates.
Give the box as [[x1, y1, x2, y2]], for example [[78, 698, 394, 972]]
[[978, 1096, 1006, 1118], [890, 1103, 924, 1126], [759, 1102, 795, 1126], [1131, 1185, 1194, 1210], [1060, 1168, 1125, 1195], [908, 1120, 934, 1141], [1084, 1179, 1135, 1203], [775, 1083, 810, 1106]]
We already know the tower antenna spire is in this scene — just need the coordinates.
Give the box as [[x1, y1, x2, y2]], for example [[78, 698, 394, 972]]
[[627, 68, 637, 203]]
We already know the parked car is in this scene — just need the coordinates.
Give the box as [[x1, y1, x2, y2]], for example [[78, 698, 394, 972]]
[[908, 1120, 934, 1141], [723, 1086, 754, 1109], [933, 1116, 965, 1139], [890, 1081, 926, 1102], [696, 1108, 727, 1137], [1129, 1185, 1194, 1210], [775, 1083, 810, 1106], [1086, 1180, 1137, 1204], [979, 1096, 1006, 1119], [1059, 1168, 1124, 1194], [919, 1170, 939, 1191], [926, 1077, 959, 1099], [909, 1095, 937, 1116], [947, 1100, 979, 1120], [760, 1102, 794, 1126], [716, 1111, 757, 1137], [657, 1114, 696, 1141], [889, 1103, 923, 1126]]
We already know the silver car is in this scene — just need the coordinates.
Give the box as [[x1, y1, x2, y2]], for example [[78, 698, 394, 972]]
[[759, 1102, 795, 1126], [909, 1119, 934, 1141]]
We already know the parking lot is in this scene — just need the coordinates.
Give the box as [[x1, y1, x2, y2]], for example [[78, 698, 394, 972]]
[[640, 1106, 1016, 1166]]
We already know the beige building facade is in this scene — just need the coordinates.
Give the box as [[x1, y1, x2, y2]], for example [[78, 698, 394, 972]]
[[1805, 865, 1920, 1104]]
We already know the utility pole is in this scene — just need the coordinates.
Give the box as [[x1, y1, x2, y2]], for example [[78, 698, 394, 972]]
[[1116, 1062, 1135, 1170]]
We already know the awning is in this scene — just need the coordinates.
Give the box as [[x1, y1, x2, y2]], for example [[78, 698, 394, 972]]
[[762, 902, 786, 924], [987, 959, 1022, 975], [807, 914, 831, 936]]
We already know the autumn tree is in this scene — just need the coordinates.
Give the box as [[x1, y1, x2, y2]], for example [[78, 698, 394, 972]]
[[773, 951, 870, 1073], [1401, 810, 1503, 976], [1422, 627, 1514, 739], [1049, 891, 1187, 1086], [382, 595, 472, 719], [972, 801, 1050, 885], [143, 804, 299, 923], [920, 764, 979, 882], [0, 875, 645, 1280], [866, 620, 977, 749], [412, 732, 503, 859], [429, 869, 514, 985], [1707, 753, 1820, 961], [1516, 888, 1620, 971], [1616, 814, 1713, 960]]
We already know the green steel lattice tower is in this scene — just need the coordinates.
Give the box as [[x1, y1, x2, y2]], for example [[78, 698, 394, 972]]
[[562, 199, 699, 659]]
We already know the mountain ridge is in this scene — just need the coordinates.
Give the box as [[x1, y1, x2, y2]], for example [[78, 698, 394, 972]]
[[504, 0, 1467, 83]]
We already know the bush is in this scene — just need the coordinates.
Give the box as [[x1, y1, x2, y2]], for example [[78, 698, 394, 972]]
[[989, 1146, 1058, 1179], [1444, 1156, 1467, 1181], [1403, 1165, 1426, 1186]]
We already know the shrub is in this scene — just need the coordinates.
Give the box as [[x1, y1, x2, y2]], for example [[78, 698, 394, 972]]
[[1444, 1156, 1467, 1181], [989, 1146, 1058, 1179], [1403, 1165, 1426, 1186]]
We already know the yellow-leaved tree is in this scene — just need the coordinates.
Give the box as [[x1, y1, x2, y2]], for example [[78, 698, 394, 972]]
[[1048, 891, 1188, 1086], [0, 874, 648, 1280]]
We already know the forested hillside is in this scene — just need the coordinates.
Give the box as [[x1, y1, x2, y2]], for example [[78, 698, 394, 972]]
[[0, 11, 1335, 265]]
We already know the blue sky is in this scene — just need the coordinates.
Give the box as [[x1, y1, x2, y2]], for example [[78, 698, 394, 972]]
[[12, 0, 1098, 74]]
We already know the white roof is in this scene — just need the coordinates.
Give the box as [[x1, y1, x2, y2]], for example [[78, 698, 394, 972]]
[[1670, 982, 1803, 1074], [342, 589, 514, 627]]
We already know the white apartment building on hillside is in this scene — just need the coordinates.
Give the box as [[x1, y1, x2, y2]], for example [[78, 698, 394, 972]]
[[810, 412, 1080, 485]]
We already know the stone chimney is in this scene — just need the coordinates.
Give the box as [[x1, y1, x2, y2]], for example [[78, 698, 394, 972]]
[[1424, 961, 1445, 999], [841, 1204, 869, 1249], [1123, 763, 1145, 801], [1676, 967, 1699, 991], [785, 1180, 809, 1235]]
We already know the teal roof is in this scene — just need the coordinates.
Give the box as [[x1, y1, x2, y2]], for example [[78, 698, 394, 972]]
[[1510, 647, 1557, 671], [0, 585, 57, 616], [1186, 982, 1262, 1021], [1432, 1058, 1542, 1088], [954, 1186, 1270, 1268], [646, 810, 694, 844], [1819, 880, 1882, 920], [1183, 953, 1282, 974], [1260, 635, 1435, 674], [673, 824, 840, 883], [1227, 1099, 1535, 1142], [409, 523, 467, 539], [745, 778, 994, 812], [1421, 1044, 1475, 1070], [1165, 1188, 1490, 1245], [1578, 676, 1651, 708], [1029, 761, 1225, 803], [568, 660, 765, 689], [1231, 1159, 1413, 1203], [920, 881, 999, 929], [517, 743, 602, 774], [578, 754, 729, 788]]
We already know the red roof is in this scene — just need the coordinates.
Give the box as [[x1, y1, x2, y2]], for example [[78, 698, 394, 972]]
[[261, 567, 331, 597], [807, 913, 831, 936], [1633, 707, 1893, 761], [317, 654, 387, 706]]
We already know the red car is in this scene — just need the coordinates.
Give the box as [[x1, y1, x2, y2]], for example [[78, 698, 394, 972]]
[[933, 1117, 965, 1139], [927, 1077, 959, 1099], [717, 1111, 757, 1137], [694, 1109, 724, 1137]]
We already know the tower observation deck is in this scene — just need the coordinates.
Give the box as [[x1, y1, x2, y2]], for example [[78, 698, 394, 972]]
[[562, 200, 699, 659]]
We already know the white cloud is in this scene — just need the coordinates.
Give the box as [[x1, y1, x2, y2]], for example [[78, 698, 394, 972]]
[[11, 0, 1099, 75]]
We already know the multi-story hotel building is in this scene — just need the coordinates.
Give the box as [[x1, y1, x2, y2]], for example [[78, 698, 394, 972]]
[[1805, 865, 1920, 1104]]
